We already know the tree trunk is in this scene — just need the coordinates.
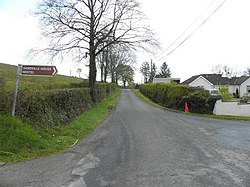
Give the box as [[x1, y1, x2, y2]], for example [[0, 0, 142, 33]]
[[89, 9, 97, 103], [115, 74, 118, 84], [89, 35, 96, 101], [100, 62, 104, 82], [104, 65, 108, 83], [111, 71, 115, 83], [89, 52, 96, 103]]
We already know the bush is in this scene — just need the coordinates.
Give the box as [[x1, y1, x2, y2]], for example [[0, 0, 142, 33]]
[[240, 96, 250, 104], [1, 83, 117, 127], [15, 88, 93, 126], [207, 95, 222, 112], [0, 89, 11, 114], [219, 86, 234, 101], [94, 83, 117, 103], [180, 91, 210, 114], [165, 85, 190, 109], [140, 83, 216, 114]]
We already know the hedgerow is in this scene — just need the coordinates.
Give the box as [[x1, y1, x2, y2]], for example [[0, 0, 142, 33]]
[[0, 83, 117, 126], [140, 83, 219, 114]]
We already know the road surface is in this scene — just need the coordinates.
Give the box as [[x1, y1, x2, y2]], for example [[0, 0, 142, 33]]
[[1, 89, 250, 187]]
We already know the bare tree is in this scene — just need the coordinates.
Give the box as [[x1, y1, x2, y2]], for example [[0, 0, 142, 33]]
[[211, 64, 239, 77], [76, 68, 82, 78], [108, 45, 136, 83], [222, 65, 233, 75], [244, 67, 250, 76], [96, 47, 108, 82], [97, 44, 135, 84], [33, 0, 159, 101], [211, 64, 223, 74], [117, 64, 134, 87]]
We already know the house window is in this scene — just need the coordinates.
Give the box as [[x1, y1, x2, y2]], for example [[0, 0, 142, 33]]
[[246, 85, 250, 93]]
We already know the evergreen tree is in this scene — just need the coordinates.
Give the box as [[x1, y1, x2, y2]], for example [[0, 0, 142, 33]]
[[156, 62, 171, 78], [140, 61, 150, 83], [149, 62, 157, 83]]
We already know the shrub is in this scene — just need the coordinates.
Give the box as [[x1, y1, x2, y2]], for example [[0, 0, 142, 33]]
[[180, 91, 210, 114], [0, 89, 11, 114], [140, 83, 215, 114], [207, 95, 222, 112], [219, 86, 234, 101], [240, 96, 250, 104], [1, 82, 117, 126], [165, 85, 190, 109], [15, 88, 93, 126]]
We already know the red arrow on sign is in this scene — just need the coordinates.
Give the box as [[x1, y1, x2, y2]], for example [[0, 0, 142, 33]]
[[21, 65, 58, 76]]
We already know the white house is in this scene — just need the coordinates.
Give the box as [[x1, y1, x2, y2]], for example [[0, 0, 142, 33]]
[[153, 77, 180, 84], [182, 74, 250, 97]]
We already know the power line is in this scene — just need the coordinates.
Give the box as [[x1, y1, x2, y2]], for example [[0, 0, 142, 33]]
[[155, 0, 227, 62], [154, 0, 217, 60]]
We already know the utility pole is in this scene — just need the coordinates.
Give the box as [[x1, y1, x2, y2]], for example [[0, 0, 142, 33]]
[[150, 59, 153, 83]]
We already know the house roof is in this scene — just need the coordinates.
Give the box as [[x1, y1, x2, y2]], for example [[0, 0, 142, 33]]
[[182, 74, 250, 86]]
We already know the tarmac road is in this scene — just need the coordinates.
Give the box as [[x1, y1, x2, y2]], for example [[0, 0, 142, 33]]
[[1, 89, 250, 187]]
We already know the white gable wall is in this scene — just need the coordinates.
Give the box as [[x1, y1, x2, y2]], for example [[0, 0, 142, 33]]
[[240, 78, 250, 97], [189, 76, 213, 90]]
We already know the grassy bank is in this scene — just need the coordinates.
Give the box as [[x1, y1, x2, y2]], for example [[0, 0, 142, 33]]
[[0, 63, 85, 91], [0, 89, 121, 163], [134, 89, 250, 121]]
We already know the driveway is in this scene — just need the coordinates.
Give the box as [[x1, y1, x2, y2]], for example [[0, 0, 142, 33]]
[[1, 89, 250, 187]]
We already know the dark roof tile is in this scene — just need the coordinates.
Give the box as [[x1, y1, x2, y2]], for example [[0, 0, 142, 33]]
[[182, 74, 250, 85]]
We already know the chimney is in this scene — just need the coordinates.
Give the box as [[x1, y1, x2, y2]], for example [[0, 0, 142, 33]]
[[227, 72, 232, 79]]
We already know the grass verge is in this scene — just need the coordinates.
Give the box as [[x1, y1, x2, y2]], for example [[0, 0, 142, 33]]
[[133, 89, 250, 121], [0, 89, 121, 163], [133, 89, 165, 109]]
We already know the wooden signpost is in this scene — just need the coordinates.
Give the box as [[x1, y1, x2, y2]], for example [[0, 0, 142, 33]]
[[12, 64, 58, 116]]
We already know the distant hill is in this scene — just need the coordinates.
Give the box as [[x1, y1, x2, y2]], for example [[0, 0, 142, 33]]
[[0, 63, 86, 91]]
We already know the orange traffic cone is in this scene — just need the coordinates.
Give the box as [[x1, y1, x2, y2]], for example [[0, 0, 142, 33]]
[[185, 102, 189, 113]]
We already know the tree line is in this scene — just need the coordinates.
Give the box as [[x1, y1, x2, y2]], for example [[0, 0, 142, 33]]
[[211, 64, 250, 77], [140, 61, 171, 83]]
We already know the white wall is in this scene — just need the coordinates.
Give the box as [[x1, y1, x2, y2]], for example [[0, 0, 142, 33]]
[[227, 85, 241, 97], [153, 78, 180, 83], [240, 78, 250, 97], [153, 78, 171, 83], [190, 76, 213, 90], [213, 100, 250, 117]]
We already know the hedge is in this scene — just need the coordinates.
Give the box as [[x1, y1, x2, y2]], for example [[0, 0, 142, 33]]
[[0, 83, 117, 126], [140, 83, 220, 114]]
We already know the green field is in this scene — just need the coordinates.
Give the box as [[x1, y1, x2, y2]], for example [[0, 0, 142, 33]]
[[0, 63, 86, 91]]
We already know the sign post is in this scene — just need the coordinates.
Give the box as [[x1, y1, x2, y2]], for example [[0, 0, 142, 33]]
[[11, 64, 58, 116], [12, 64, 21, 116]]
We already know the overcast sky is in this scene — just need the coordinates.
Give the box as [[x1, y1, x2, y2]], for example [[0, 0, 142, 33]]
[[0, 0, 250, 82], [138, 0, 250, 82]]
